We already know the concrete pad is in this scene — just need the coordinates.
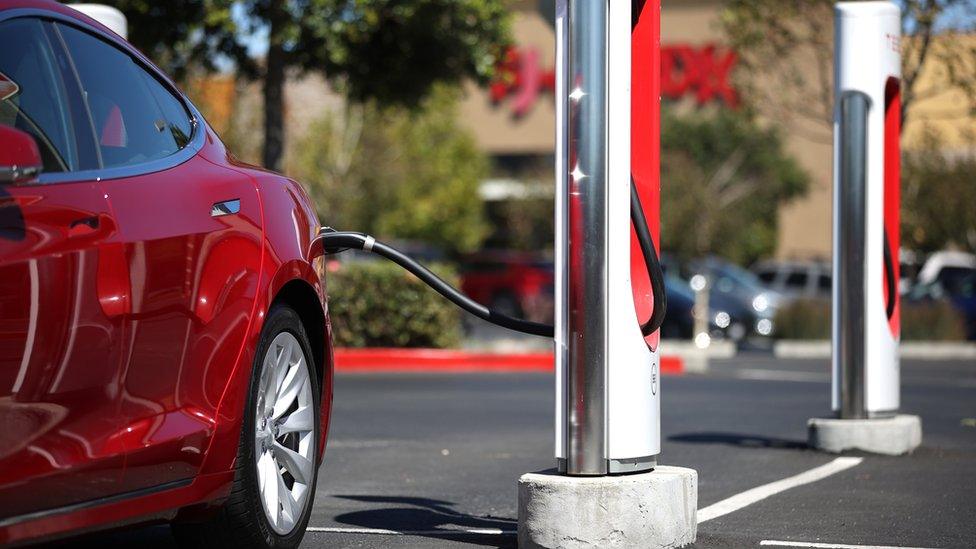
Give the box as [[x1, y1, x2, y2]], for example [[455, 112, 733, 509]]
[[518, 466, 698, 549], [808, 414, 922, 455]]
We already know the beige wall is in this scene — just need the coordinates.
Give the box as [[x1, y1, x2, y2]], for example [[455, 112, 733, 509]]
[[458, 9, 556, 154]]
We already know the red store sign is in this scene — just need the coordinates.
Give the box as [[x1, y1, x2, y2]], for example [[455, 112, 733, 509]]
[[490, 44, 738, 117]]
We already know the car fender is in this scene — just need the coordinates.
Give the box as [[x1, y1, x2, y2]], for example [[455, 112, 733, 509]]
[[198, 170, 331, 476]]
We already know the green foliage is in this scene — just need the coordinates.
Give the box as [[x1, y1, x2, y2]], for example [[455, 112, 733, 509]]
[[902, 139, 976, 255], [773, 299, 831, 340], [661, 108, 809, 265], [773, 298, 967, 341], [289, 87, 490, 255], [98, 1, 244, 81], [106, 0, 511, 106], [327, 261, 462, 348], [902, 301, 968, 341], [105, 0, 511, 169]]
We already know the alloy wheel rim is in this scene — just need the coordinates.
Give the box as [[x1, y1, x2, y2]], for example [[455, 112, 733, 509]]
[[255, 331, 315, 535]]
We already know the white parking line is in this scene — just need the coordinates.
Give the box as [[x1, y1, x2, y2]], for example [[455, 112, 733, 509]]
[[697, 457, 863, 524], [760, 540, 939, 549], [733, 369, 828, 383], [308, 458, 863, 538], [307, 526, 515, 536]]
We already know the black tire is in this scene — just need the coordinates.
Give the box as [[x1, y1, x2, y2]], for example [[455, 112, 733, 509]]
[[172, 304, 320, 548]]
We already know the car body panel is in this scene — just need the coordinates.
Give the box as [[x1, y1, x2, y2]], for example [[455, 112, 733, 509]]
[[0, 181, 126, 519], [99, 152, 264, 492]]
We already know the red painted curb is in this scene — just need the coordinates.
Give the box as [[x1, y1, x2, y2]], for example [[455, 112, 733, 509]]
[[334, 348, 684, 375]]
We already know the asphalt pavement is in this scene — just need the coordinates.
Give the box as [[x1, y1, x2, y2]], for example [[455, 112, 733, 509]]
[[47, 354, 976, 548]]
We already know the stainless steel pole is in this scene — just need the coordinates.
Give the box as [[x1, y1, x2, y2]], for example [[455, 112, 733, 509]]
[[565, 0, 608, 476], [838, 91, 870, 420]]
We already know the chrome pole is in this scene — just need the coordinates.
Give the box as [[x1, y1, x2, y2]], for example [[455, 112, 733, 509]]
[[565, 0, 608, 476], [838, 91, 870, 419]]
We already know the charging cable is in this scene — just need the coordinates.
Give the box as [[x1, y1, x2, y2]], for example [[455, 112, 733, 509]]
[[314, 179, 667, 338]]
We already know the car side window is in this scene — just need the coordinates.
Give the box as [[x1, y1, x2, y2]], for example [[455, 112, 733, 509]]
[[0, 18, 89, 174], [55, 23, 191, 169], [785, 270, 808, 289], [756, 270, 776, 284], [818, 274, 832, 291]]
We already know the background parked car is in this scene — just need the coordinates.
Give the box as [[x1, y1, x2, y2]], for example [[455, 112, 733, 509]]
[[663, 255, 776, 344], [752, 259, 832, 302], [906, 268, 976, 340], [460, 251, 554, 324], [660, 273, 764, 342]]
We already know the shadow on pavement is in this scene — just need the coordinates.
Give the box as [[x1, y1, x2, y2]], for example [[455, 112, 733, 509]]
[[669, 432, 808, 450], [333, 495, 517, 548]]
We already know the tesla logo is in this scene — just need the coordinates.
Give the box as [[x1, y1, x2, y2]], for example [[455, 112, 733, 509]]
[[490, 44, 738, 117], [885, 33, 901, 53]]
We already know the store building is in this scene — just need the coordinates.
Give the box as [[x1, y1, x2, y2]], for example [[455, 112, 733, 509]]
[[456, 0, 975, 260]]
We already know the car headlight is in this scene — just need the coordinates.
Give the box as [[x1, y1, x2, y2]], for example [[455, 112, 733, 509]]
[[756, 318, 773, 336], [752, 293, 769, 313]]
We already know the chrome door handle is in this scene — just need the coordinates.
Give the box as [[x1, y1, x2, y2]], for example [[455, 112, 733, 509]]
[[211, 199, 241, 217]]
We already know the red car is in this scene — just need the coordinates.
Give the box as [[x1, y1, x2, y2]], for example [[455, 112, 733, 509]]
[[460, 252, 554, 323], [0, 1, 332, 546]]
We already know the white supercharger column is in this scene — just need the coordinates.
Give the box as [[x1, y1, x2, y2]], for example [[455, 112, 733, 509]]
[[553, 0, 659, 476], [810, 1, 921, 456], [832, 1, 900, 419], [518, 2, 696, 547]]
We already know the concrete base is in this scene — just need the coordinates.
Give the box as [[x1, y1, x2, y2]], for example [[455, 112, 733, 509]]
[[518, 466, 698, 549], [808, 414, 922, 455]]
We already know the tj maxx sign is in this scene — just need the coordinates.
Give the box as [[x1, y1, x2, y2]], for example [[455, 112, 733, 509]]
[[489, 44, 738, 117]]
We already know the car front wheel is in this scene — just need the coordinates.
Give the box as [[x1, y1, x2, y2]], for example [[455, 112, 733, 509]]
[[174, 304, 320, 548]]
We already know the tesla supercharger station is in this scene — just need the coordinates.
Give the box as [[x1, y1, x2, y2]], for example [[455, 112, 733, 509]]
[[807, 1, 921, 456], [552, 0, 661, 476], [517, 2, 697, 548]]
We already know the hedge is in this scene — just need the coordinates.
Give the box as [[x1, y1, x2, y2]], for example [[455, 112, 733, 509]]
[[326, 261, 462, 348], [773, 298, 967, 341]]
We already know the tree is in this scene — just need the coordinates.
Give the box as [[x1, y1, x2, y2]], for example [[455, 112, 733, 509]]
[[661, 108, 810, 265], [288, 86, 490, 255], [902, 133, 976, 255], [106, 0, 511, 171], [722, 0, 976, 143]]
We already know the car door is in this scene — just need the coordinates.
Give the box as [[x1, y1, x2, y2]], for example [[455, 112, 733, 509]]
[[54, 23, 264, 491], [0, 17, 125, 519]]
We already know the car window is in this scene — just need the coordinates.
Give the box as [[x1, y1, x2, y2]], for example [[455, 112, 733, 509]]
[[140, 70, 193, 148], [818, 274, 832, 291], [785, 270, 808, 289], [755, 269, 776, 284], [0, 18, 88, 173], [55, 23, 188, 169]]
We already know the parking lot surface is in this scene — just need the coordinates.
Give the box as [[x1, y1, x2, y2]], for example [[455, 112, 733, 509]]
[[50, 355, 975, 548]]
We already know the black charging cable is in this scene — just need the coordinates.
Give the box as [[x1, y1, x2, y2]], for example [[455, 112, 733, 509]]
[[315, 179, 667, 338], [630, 178, 668, 336], [883, 233, 896, 320]]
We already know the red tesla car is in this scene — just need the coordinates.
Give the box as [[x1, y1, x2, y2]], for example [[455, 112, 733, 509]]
[[0, 1, 333, 546]]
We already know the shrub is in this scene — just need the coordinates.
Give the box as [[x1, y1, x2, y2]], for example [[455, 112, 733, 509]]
[[902, 301, 968, 341], [327, 261, 462, 348], [773, 299, 830, 340], [773, 298, 968, 341]]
